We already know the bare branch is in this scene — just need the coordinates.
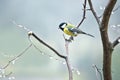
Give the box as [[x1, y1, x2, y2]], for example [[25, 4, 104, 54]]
[[77, 0, 87, 28], [98, 4, 120, 19], [101, 0, 117, 30], [2, 44, 32, 69], [113, 4, 120, 12], [65, 57, 73, 80], [63, 35, 73, 80], [28, 31, 66, 59], [88, 1, 117, 80], [12, 21, 73, 80], [92, 64, 102, 80], [112, 37, 120, 48], [88, 0, 101, 27], [99, 0, 117, 80], [28, 31, 74, 80]]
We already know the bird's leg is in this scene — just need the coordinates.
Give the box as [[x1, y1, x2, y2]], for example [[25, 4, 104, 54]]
[[69, 36, 74, 41], [63, 34, 73, 42]]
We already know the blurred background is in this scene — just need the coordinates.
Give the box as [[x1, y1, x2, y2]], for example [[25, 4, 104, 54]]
[[0, 0, 120, 80]]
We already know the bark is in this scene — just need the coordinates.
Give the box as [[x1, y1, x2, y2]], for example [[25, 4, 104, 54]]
[[88, 0, 117, 80], [100, 0, 117, 80]]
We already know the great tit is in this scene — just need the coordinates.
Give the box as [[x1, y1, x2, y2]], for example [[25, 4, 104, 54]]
[[59, 22, 94, 38]]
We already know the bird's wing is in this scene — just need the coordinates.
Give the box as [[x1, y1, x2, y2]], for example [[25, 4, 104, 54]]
[[68, 27, 82, 33], [68, 28, 95, 37]]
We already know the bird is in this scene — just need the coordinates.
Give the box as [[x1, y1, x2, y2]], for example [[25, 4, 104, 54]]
[[59, 22, 94, 40]]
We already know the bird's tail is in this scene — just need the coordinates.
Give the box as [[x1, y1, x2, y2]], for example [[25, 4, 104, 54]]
[[81, 31, 95, 38]]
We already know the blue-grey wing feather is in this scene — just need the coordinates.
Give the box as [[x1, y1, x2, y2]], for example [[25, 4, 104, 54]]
[[68, 28, 82, 33], [68, 28, 94, 37]]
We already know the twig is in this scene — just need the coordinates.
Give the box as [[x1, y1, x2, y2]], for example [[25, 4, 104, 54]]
[[65, 57, 73, 80], [28, 31, 66, 59], [88, 0, 101, 27], [63, 35, 73, 80], [2, 44, 32, 69], [112, 37, 120, 48], [99, 4, 120, 19], [11, 20, 30, 32], [77, 0, 87, 28], [92, 64, 102, 80], [113, 4, 120, 12]]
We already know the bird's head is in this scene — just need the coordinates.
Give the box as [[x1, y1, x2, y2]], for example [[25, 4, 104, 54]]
[[59, 22, 67, 31]]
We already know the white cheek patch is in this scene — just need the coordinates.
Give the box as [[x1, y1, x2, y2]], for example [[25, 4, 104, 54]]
[[61, 24, 66, 28]]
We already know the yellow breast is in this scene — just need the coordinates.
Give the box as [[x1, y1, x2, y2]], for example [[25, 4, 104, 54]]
[[63, 28, 77, 36]]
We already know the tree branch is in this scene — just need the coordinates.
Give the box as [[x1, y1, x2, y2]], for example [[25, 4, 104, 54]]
[[2, 44, 32, 69], [113, 4, 120, 12], [88, 0, 117, 80], [92, 64, 102, 80], [28, 31, 66, 59], [88, 0, 101, 27], [64, 35, 73, 80], [28, 31, 73, 80], [65, 56, 73, 80], [101, 0, 117, 31], [76, 0, 87, 28], [112, 36, 120, 48], [100, 0, 117, 80]]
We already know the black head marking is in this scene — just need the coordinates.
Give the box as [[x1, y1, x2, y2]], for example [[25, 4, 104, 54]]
[[59, 22, 67, 31]]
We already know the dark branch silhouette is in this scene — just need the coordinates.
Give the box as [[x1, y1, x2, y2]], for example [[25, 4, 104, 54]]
[[77, 0, 87, 28], [88, 0, 101, 27], [113, 4, 120, 12], [28, 31, 66, 59], [112, 37, 120, 48], [92, 64, 102, 80]]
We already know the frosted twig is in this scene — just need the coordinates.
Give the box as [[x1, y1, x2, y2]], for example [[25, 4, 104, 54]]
[[2, 44, 32, 69], [92, 64, 102, 80]]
